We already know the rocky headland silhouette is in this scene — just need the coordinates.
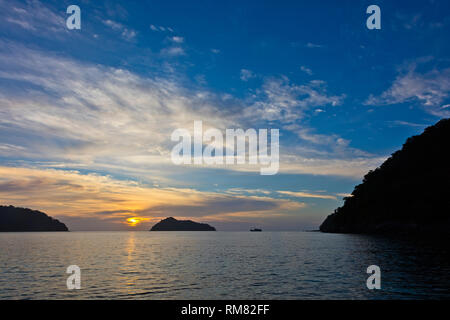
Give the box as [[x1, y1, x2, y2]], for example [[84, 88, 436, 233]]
[[150, 217, 216, 231], [320, 118, 450, 235], [0, 205, 68, 231]]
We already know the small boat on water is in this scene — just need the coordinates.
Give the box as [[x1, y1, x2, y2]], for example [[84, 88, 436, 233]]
[[250, 228, 262, 232]]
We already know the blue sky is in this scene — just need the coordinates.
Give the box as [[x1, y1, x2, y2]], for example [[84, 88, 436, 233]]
[[0, 0, 449, 230]]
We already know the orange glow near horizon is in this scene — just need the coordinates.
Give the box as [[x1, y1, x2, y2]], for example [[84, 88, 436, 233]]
[[0, 166, 303, 230], [126, 217, 149, 227]]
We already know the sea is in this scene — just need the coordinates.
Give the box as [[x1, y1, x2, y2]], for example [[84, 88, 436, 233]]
[[0, 231, 449, 299]]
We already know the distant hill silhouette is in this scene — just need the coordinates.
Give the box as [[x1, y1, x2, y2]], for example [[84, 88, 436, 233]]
[[320, 118, 450, 235], [150, 217, 216, 231], [0, 205, 68, 231]]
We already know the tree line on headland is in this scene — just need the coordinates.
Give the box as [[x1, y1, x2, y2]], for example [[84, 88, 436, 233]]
[[320, 118, 450, 236]]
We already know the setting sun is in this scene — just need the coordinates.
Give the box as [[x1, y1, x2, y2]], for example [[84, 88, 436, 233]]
[[126, 217, 149, 227]]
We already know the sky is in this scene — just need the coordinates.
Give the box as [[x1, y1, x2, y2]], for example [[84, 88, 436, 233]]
[[0, 0, 449, 231]]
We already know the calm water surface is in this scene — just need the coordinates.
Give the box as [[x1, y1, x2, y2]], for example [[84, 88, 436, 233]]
[[0, 231, 449, 299]]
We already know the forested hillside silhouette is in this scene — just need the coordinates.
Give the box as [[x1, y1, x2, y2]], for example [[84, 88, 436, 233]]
[[0, 205, 68, 231], [320, 118, 450, 235]]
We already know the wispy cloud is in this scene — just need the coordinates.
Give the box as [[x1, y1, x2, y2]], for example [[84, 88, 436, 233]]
[[336, 193, 352, 198], [300, 66, 313, 75], [0, 43, 231, 175], [244, 77, 345, 123], [387, 120, 429, 128], [395, 13, 423, 30], [0, 42, 381, 179], [277, 190, 337, 200], [170, 36, 184, 43], [150, 24, 174, 32], [278, 154, 385, 178], [1, 0, 66, 36], [365, 62, 450, 117], [225, 188, 272, 195], [0, 166, 303, 230], [305, 42, 323, 49], [240, 69, 255, 81], [161, 46, 185, 56], [103, 19, 136, 41]]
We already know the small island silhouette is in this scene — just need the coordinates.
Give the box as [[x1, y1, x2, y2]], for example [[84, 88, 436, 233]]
[[150, 217, 216, 231], [320, 118, 450, 235], [0, 205, 68, 232]]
